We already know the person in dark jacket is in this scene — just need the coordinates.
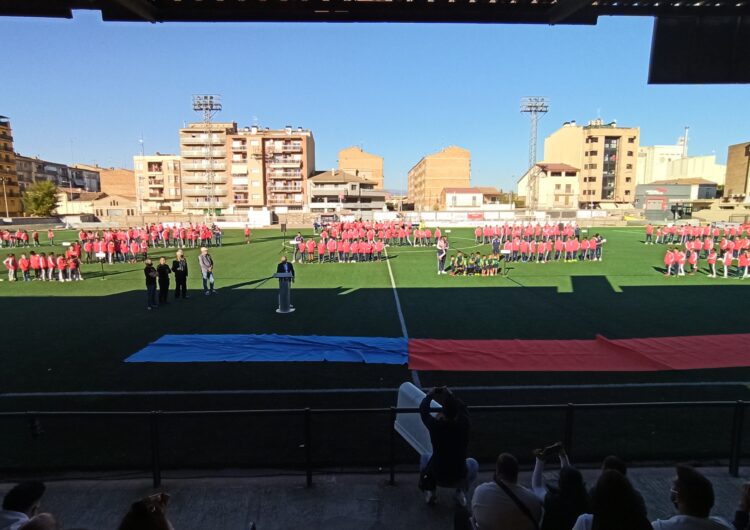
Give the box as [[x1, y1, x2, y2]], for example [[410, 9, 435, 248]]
[[156, 257, 171, 305], [419, 386, 478, 506], [144, 259, 157, 310], [172, 249, 188, 300]]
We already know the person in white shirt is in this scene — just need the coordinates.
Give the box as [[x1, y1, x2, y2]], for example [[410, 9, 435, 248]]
[[0, 481, 47, 530], [471, 453, 543, 530], [651, 465, 732, 530], [573, 470, 652, 530]]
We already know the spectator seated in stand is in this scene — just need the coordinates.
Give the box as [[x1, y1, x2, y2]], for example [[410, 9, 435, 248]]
[[0, 482, 49, 530], [530, 442, 590, 530], [471, 453, 543, 530], [572, 470, 652, 530], [588, 455, 647, 517], [652, 464, 733, 530], [117, 493, 174, 530]]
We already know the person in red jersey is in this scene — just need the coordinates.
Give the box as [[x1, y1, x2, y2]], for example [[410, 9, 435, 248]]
[[68, 255, 82, 281], [722, 249, 733, 278], [317, 239, 326, 263], [46, 253, 56, 281], [17, 253, 30, 282], [675, 248, 686, 276], [3, 253, 17, 281], [106, 239, 116, 265], [83, 240, 93, 264], [29, 251, 42, 280], [706, 248, 718, 277], [56, 254, 68, 281], [326, 237, 338, 263], [663, 248, 675, 276], [645, 224, 654, 244], [244, 225, 252, 244], [349, 240, 359, 262], [375, 239, 384, 261], [305, 238, 316, 264], [38, 252, 48, 281], [47, 229, 55, 246], [340, 239, 350, 262], [687, 248, 699, 275], [739, 250, 749, 279]]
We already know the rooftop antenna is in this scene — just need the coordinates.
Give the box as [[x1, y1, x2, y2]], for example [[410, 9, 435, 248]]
[[139, 133, 145, 156], [682, 126, 689, 158]]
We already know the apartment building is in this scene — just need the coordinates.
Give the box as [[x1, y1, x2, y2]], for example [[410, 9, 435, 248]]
[[724, 142, 750, 198], [338, 146, 384, 189], [636, 145, 684, 185], [75, 163, 135, 197], [408, 146, 471, 211], [133, 155, 183, 213], [15, 156, 100, 193], [308, 169, 386, 217], [516, 163, 580, 209], [227, 125, 315, 212], [0, 116, 21, 217], [544, 119, 639, 207], [179, 122, 236, 214]]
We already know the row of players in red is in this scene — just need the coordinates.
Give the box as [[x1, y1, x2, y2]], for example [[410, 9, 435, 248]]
[[662, 247, 750, 278], [645, 222, 750, 243], [3, 249, 83, 281]]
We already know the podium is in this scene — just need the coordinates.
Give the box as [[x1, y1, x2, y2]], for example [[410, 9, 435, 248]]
[[274, 272, 295, 313]]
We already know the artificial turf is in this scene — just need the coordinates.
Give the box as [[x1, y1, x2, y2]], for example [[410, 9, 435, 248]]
[[1, 226, 750, 471]]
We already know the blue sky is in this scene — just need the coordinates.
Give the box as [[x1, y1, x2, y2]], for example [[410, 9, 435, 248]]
[[3, 12, 749, 191]]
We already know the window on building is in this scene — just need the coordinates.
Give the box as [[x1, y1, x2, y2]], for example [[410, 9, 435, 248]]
[[565, 184, 572, 193], [351, 184, 357, 191], [628, 137, 636, 143], [625, 177, 631, 183], [551, 172, 561, 176], [625, 190, 631, 195], [590, 163, 597, 169], [627, 151, 634, 157], [471, 196, 477, 207], [626, 164, 633, 170], [451, 196, 457, 207], [555, 184, 561, 190]]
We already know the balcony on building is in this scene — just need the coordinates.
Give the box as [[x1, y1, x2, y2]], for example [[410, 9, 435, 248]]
[[182, 174, 228, 184], [268, 196, 304, 206], [183, 186, 228, 197], [269, 157, 302, 169], [186, 200, 227, 209], [231, 142, 247, 151], [268, 183, 303, 193], [180, 134, 225, 146], [182, 148, 227, 158], [182, 161, 226, 171], [268, 169, 302, 180]]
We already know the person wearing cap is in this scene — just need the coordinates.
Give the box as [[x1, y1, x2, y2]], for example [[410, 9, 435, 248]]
[[198, 247, 216, 295], [172, 249, 189, 299]]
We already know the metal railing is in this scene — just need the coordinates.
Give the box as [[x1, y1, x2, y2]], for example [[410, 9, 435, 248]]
[[0, 400, 746, 489]]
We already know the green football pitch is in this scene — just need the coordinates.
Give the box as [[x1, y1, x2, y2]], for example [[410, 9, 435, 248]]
[[1, 226, 749, 396], [2, 227, 750, 470]]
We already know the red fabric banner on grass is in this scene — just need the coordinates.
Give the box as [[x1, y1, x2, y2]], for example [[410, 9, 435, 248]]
[[408, 334, 750, 372]]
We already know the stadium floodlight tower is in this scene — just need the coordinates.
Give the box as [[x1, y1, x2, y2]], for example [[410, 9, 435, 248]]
[[192, 94, 222, 222], [520, 97, 549, 211]]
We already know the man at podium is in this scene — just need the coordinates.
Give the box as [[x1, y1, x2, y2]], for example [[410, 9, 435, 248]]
[[275, 256, 296, 313], [276, 255, 295, 279]]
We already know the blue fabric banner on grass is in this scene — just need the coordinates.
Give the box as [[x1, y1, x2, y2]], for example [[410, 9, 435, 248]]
[[126, 334, 408, 364]]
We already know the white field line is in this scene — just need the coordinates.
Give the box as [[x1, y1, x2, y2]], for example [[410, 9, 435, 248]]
[[384, 246, 420, 386]]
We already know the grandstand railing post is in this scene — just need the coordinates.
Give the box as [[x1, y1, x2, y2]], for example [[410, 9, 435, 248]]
[[729, 400, 745, 477], [150, 411, 162, 488], [389, 407, 396, 486], [564, 403, 575, 458], [304, 408, 313, 488]]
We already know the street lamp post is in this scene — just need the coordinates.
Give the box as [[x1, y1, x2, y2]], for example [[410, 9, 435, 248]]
[[1, 177, 9, 218]]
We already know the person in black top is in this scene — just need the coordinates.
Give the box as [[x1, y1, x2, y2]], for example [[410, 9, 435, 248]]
[[172, 249, 188, 299], [144, 259, 157, 310], [419, 386, 478, 506], [156, 257, 171, 305]]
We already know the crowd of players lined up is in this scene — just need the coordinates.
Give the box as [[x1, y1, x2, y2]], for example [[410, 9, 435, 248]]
[[289, 220, 448, 263], [647, 223, 750, 278], [1, 223, 226, 282]]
